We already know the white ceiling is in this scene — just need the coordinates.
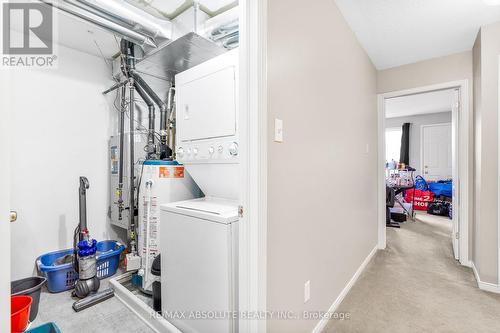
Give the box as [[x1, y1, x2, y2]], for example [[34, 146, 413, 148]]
[[127, 0, 237, 19], [334, 0, 500, 69], [385, 89, 454, 118]]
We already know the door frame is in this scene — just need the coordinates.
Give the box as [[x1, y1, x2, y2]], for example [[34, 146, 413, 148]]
[[420, 122, 452, 181], [0, 59, 12, 330], [377, 80, 470, 267], [238, 0, 268, 332]]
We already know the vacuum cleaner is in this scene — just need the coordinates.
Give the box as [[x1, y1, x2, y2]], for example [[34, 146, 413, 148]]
[[72, 176, 114, 312]]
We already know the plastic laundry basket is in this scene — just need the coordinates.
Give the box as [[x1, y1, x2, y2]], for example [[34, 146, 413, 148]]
[[37, 240, 125, 293], [11, 276, 46, 322], [11, 295, 32, 333]]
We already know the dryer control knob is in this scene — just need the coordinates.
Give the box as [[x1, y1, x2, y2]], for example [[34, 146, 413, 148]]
[[218, 145, 224, 153], [208, 146, 215, 155], [229, 142, 239, 156], [177, 147, 184, 158]]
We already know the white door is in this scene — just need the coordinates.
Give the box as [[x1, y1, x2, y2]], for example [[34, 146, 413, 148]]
[[421, 123, 452, 181], [0, 71, 11, 331]]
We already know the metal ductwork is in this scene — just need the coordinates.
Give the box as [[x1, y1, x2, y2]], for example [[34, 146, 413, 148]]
[[42, 0, 172, 49], [76, 0, 172, 41]]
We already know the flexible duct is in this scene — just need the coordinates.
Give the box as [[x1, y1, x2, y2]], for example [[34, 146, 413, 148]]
[[76, 0, 172, 41], [166, 85, 176, 154], [43, 0, 157, 49]]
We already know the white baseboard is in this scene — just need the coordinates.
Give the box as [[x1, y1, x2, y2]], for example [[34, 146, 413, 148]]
[[471, 262, 500, 294], [311, 246, 378, 333]]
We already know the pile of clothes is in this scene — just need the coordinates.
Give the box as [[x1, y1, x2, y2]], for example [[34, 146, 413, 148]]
[[411, 176, 452, 219]]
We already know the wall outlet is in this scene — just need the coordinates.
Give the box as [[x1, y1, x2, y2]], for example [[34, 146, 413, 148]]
[[274, 118, 283, 142], [304, 280, 310, 303]]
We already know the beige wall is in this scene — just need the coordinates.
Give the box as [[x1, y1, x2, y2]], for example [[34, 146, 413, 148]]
[[267, 0, 378, 332], [377, 51, 473, 94], [472, 22, 500, 284]]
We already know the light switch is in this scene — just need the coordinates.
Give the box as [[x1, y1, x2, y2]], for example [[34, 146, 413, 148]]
[[304, 280, 310, 303], [274, 118, 283, 142]]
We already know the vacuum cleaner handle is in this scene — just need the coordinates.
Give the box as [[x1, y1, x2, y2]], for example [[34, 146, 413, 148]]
[[80, 176, 90, 190], [79, 176, 90, 239]]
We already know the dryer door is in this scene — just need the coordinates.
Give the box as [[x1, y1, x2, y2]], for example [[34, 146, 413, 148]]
[[177, 65, 237, 142]]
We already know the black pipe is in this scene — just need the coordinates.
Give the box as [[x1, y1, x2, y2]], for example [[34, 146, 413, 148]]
[[131, 72, 170, 159], [124, 40, 137, 249], [102, 80, 127, 95], [134, 81, 156, 158], [130, 72, 166, 112], [129, 78, 136, 239]]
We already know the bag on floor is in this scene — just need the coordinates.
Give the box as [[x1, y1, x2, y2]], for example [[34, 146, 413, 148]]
[[391, 212, 407, 223], [429, 181, 452, 198], [415, 175, 428, 191], [404, 189, 434, 211], [427, 201, 450, 216]]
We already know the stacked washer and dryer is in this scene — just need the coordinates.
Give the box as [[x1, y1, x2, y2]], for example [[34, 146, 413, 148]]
[[160, 49, 240, 333]]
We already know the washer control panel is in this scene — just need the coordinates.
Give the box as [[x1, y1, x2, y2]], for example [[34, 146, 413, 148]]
[[176, 140, 239, 163]]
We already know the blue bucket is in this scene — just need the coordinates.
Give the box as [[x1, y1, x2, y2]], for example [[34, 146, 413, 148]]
[[26, 322, 61, 333]]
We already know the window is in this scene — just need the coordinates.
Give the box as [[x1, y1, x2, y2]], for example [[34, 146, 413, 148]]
[[386, 127, 402, 163]]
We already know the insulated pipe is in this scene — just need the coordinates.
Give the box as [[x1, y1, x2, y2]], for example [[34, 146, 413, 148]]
[[42, 0, 156, 49], [134, 81, 156, 157], [76, 0, 172, 41], [65, 0, 130, 28], [166, 85, 176, 155], [166, 85, 175, 117]]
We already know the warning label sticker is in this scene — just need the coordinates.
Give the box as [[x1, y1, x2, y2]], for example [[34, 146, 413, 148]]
[[159, 166, 185, 178]]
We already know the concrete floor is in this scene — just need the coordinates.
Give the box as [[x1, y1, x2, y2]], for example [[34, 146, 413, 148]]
[[32, 275, 154, 332], [325, 213, 500, 333]]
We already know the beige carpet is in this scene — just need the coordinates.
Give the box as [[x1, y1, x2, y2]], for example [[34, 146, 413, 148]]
[[324, 213, 500, 333]]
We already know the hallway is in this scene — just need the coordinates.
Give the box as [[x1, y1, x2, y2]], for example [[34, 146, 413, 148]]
[[325, 214, 500, 333]]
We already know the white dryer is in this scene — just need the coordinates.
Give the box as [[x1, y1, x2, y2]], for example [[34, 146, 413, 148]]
[[160, 49, 240, 333]]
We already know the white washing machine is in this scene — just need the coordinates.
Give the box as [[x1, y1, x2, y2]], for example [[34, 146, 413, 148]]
[[160, 49, 240, 333], [160, 198, 238, 333]]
